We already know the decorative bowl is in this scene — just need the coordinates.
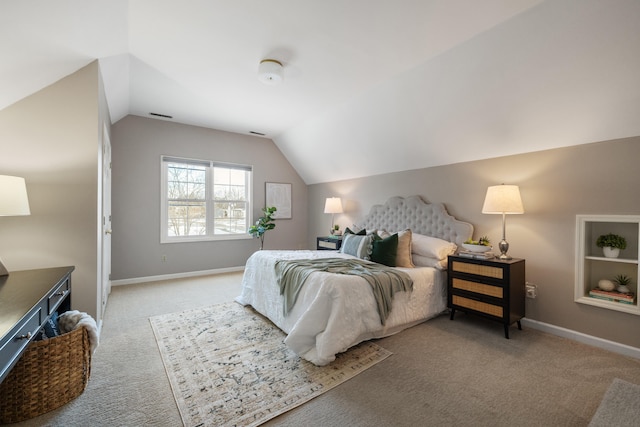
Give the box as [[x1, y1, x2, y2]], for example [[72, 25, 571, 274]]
[[461, 243, 492, 253]]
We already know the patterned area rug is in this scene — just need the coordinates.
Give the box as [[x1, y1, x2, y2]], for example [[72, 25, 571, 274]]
[[149, 302, 392, 427]]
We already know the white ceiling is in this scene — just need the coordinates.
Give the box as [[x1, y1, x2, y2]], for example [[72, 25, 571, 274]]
[[3, 0, 640, 184]]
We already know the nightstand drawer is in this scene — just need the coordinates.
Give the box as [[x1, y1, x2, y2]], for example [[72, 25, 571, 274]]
[[451, 261, 503, 279], [452, 295, 503, 318], [317, 237, 342, 250], [451, 278, 503, 299]]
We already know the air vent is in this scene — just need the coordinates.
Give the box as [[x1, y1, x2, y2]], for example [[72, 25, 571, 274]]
[[249, 131, 266, 136], [149, 112, 173, 119]]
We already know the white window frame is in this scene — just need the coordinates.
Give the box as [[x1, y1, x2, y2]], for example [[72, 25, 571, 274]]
[[161, 155, 253, 243]]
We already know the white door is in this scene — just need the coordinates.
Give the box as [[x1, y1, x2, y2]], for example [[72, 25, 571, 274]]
[[101, 123, 112, 317]]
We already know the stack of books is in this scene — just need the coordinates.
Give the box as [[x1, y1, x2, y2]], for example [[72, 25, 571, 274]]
[[456, 250, 495, 260], [588, 288, 636, 304]]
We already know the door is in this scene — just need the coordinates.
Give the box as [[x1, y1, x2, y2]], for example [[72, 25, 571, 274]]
[[101, 123, 112, 317]]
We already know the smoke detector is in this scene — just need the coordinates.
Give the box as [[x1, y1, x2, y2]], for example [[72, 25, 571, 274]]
[[258, 59, 283, 85]]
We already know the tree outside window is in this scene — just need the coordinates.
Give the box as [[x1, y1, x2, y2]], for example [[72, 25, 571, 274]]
[[161, 156, 252, 242]]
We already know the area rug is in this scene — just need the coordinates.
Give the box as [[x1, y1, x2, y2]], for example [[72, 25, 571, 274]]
[[149, 302, 392, 427], [589, 378, 640, 427]]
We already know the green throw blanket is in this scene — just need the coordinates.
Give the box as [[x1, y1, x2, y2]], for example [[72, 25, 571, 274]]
[[275, 258, 413, 325]]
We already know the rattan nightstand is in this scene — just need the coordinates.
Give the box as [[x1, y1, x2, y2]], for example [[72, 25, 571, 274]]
[[447, 255, 525, 339]]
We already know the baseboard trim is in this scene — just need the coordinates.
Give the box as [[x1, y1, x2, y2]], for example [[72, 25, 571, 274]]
[[111, 266, 245, 286], [522, 318, 640, 360]]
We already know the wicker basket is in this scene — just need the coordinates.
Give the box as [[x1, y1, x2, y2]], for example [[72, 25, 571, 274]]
[[0, 326, 91, 424]]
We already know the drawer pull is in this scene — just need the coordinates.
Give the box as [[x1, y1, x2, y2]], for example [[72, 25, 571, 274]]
[[17, 332, 32, 340], [54, 290, 67, 297]]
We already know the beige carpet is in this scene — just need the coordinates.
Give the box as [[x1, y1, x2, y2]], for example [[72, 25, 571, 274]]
[[149, 302, 392, 427], [10, 272, 640, 426]]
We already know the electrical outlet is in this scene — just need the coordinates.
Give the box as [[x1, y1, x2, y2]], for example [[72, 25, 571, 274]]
[[161, 255, 167, 263], [525, 282, 537, 298]]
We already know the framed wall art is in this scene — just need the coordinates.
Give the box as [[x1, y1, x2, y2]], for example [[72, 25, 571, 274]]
[[266, 182, 292, 219]]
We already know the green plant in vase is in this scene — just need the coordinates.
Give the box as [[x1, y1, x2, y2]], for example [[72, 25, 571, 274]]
[[248, 206, 277, 250], [614, 274, 632, 294], [596, 233, 627, 258]]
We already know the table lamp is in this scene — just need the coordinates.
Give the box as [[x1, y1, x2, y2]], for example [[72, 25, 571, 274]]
[[482, 184, 524, 260], [324, 197, 343, 235]]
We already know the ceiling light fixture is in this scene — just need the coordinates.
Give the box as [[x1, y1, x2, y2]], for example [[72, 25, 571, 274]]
[[258, 59, 283, 85]]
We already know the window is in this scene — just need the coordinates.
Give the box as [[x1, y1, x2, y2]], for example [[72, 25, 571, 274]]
[[161, 156, 252, 242]]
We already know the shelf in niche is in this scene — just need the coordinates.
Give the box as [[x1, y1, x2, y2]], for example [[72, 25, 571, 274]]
[[575, 214, 640, 315], [584, 256, 638, 264]]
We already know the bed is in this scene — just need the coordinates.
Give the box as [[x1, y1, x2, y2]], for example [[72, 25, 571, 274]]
[[236, 196, 473, 366]]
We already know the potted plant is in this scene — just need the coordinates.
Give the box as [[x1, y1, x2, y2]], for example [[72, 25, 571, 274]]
[[596, 233, 627, 258], [331, 224, 342, 236], [614, 274, 632, 294], [248, 206, 277, 250]]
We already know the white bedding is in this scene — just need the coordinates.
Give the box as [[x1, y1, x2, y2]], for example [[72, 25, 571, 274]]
[[235, 249, 446, 366]]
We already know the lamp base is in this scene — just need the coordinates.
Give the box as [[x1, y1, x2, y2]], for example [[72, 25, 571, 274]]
[[498, 240, 512, 260]]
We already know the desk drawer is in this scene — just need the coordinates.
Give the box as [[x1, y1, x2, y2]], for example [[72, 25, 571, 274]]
[[48, 279, 70, 315], [451, 278, 503, 299], [452, 295, 503, 318], [0, 308, 41, 380]]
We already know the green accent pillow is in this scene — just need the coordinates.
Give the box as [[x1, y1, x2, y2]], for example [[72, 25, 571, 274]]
[[371, 233, 398, 267]]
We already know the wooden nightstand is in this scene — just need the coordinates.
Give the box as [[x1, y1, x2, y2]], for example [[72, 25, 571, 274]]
[[317, 236, 342, 250], [447, 255, 525, 339]]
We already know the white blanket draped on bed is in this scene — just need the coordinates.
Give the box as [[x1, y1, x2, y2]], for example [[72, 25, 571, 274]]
[[235, 250, 446, 366]]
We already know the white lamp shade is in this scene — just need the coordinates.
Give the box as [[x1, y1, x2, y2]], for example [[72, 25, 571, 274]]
[[0, 175, 30, 216], [324, 197, 343, 214], [482, 185, 524, 214]]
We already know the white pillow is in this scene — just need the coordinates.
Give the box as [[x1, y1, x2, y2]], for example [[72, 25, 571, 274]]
[[412, 254, 448, 270], [340, 233, 373, 260], [411, 233, 457, 260]]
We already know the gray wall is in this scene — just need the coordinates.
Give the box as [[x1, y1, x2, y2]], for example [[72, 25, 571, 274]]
[[308, 137, 640, 349], [0, 62, 103, 320], [110, 116, 308, 280]]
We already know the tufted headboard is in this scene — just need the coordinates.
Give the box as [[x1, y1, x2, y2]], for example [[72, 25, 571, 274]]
[[358, 196, 473, 246]]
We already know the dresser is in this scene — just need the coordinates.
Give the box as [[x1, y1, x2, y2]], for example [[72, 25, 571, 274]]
[[0, 266, 74, 384], [447, 255, 525, 338]]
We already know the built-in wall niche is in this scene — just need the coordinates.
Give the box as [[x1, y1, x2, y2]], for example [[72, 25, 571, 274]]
[[575, 215, 640, 315]]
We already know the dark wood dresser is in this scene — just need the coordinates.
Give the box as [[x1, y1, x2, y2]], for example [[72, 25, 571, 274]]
[[0, 266, 74, 384]]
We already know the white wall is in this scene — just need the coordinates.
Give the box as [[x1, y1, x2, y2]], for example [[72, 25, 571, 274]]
[[0, 62, 101, 319]]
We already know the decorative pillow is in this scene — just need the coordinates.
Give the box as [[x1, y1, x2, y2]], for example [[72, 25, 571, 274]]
[[340, 233, 373, 260], [344, 227, 366, 236], [412, 254, 448, 270], [43, 311, 60, 338], [371, 233, 398, 267], [395, 229, 415, 268], [411, 233, 457, 260]]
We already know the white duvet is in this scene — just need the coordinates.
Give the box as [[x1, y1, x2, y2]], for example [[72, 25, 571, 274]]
[[235, 250, 447, 366]]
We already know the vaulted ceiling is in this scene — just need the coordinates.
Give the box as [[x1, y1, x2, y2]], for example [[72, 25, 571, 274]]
[[2, 1, 640, 184]]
